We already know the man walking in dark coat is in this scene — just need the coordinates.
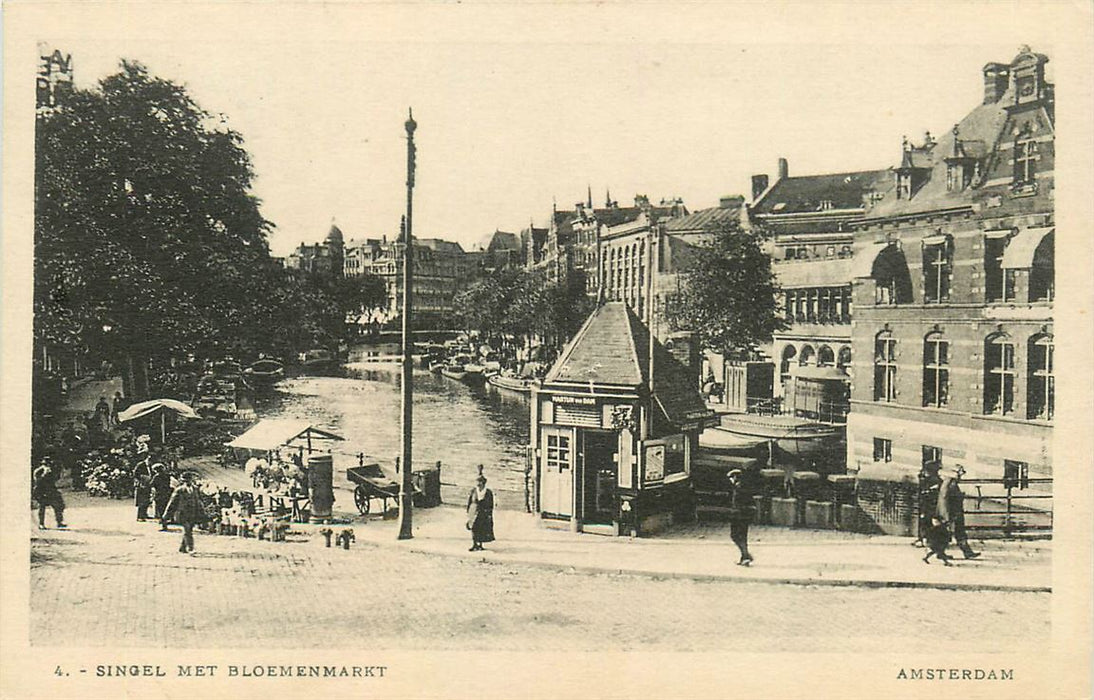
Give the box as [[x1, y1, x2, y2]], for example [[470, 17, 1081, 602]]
[[164, 472, 204, 554], [32, 458, 67, 529], [727, 468, 757, 566], [937, 464, 981, 560]]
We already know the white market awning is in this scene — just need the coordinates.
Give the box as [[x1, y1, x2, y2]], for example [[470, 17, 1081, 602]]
[[1002, 226, 1054, 269], [226, 419, 344, 452], [851, 241, 891, 278]]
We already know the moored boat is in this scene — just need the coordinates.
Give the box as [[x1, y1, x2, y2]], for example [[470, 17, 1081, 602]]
[[243, 358, 285, 389], [299, 348, 337, 374], [487, 373, 540, 395]]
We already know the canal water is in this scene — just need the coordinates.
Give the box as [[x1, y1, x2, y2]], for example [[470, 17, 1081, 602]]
[[256, 344, 532, 511]]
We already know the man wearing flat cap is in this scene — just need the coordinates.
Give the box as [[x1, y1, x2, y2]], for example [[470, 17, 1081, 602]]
[[936, 464, 981, 560]]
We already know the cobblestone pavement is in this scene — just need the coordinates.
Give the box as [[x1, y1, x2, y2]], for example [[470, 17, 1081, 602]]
[[30, 496, 1049, 651]]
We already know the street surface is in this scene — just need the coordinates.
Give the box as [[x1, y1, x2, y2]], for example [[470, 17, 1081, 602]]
[[30, 496, 1048, 652]]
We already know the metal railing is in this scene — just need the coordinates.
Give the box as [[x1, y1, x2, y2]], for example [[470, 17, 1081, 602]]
[[745, 397, 849, 424], [920, 476, 1053, 538]]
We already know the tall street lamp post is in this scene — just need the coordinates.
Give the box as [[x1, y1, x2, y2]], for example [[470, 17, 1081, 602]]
[[397, 109, 417, 541]]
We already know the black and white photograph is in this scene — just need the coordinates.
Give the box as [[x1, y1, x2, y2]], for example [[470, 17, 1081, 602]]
[[2, 2, 1092, 699]]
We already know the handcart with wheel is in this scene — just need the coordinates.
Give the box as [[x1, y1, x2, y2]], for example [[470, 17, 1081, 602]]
[[346, 463, 405, 515]]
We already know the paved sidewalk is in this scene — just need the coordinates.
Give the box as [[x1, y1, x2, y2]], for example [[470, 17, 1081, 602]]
[[347, 504, 1051, 592]]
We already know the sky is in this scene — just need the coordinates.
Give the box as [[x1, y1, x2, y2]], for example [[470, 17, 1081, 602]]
[[23, 3, 1065, 257]]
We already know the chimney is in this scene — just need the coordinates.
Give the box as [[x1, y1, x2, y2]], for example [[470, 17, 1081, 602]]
[[666, 332, 700, 389], [750, 174, 769, 201], [777, 158, 789, 181], [982, 62, 1009, 104], [719, 194, 745, 209]]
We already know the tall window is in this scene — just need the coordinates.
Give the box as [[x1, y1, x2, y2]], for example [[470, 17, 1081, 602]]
[[874, 331, 897, 402], [923, 238, 952, 303], [984, 236, 1016, 302], [922, 333, 949, 408], [1014, 137, 1038, 185], [984, 334, 1016, 416], [818, 346, 835, 367], [1027, 334, 1054, 421]]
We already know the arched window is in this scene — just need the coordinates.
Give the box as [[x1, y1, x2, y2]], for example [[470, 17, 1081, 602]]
[[873, 246, 913, 305], [799, 345, 816, 366], [817, 346, 835, 367], [984, 333, 1015, 416], [922, 332, 949, 408], [1027, 334, 1054, 420], [837, 346, 852, 369], [1029, 232, 1054, 302], [874, 331, 897, 402], [780, 345, 797, 380]]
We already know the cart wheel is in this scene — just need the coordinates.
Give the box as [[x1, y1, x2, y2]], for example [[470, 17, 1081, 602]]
[[354, 487, 371, 515]]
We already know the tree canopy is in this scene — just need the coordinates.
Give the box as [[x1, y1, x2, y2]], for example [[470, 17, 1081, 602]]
[[667, 223, 784, 358], [34, 61, 382, 396]]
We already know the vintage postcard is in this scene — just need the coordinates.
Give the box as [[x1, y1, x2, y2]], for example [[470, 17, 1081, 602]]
[[2, 2, 1091, 699]]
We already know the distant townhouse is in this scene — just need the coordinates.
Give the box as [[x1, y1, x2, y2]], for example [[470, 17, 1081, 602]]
[[848, 46, 1054, 488], [344, 234, 472, 327], [285, 223, 344, 277]]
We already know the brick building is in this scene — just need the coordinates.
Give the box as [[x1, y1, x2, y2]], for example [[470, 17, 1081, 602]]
[[847, 46, 1054, 490]]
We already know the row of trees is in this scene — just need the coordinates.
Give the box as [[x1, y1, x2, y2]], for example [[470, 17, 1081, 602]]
[[453, 267, 595, 363], [34, 61, 384, 399], [454, 222, 784, 369]]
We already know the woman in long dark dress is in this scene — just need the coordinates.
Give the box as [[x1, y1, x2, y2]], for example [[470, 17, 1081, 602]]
[[466, 472, 495, 552]]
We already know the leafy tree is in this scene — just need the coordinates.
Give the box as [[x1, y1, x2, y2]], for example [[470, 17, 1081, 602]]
[[35, 61, 276, 397], [667, 223, 784, 359]]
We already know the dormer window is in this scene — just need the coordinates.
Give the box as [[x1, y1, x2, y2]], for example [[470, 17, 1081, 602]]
[[819, 200, 834, 211], [896, 172, 912, 200], [946, 162, 974, 192]]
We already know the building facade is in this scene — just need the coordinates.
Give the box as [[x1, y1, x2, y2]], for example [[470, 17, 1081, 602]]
[[748, 160, 893, 422], [847, 47, 1054, 486], [343, 235, 472, 326], [285, 223, 344, 277]]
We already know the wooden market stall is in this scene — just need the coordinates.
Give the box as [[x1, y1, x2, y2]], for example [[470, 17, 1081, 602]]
[[530, 302, 717, 537]]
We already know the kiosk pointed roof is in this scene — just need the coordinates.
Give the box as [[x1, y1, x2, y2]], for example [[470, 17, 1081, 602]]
[[545, 303, 710, 427]]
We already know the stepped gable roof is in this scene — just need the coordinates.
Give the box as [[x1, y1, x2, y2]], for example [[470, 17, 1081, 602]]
[[663, 205, 739, 232], [544, 302, 708, 425], [752, 169, 891, 216]]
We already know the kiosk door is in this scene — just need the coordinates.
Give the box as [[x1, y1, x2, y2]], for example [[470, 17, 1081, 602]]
[[581, 430, 618, 525], [540, 427, 574, 517]]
